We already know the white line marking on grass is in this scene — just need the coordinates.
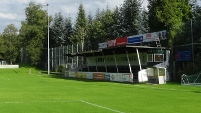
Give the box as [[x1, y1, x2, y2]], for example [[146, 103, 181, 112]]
[[0, 100, 80, 104], [133, 85, 195, 92], [0, 77, 10, 80], [80, 100, 125, 113]]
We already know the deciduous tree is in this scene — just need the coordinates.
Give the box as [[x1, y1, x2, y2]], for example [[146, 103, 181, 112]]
[[19, 2, 48, 65], [1, 24, 19, 64]]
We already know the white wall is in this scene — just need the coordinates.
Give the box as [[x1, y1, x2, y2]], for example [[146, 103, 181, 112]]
[[0, 65, 19, 68]]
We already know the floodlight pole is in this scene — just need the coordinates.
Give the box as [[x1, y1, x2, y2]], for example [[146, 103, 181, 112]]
[[45, 4, 50, 74]]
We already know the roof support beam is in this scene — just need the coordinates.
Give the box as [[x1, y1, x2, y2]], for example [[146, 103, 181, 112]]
[[101, 51, 107, 72], [113, 51, 119, 73], [136, 48, 142, 71]]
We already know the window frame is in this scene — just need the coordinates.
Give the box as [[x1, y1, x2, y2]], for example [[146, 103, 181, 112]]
[[154, 54, 164, 62]]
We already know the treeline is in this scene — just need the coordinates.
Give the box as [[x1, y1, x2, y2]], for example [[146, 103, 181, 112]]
[[0, 0, 200, 70]]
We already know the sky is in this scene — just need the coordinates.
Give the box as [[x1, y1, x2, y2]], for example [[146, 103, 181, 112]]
[[0, 0, 149, 33]]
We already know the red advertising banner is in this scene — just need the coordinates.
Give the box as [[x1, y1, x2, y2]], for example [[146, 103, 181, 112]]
[[107, 39, 116, 48], [93, 73, 105, 80], [115, 37, 127, 46]]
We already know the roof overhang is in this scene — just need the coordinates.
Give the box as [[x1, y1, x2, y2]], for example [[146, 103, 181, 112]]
[[64, 45, 168, 57]]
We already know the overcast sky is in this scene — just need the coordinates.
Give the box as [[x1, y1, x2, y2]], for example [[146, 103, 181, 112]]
[[0, 0, 149, 33]]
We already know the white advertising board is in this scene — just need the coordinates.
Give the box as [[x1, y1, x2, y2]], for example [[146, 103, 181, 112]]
[[86, 72, 93, 79], [110, 73, 123, 82], [122, 73, 131, 82], [110, 73, 132, 82], [143, 30, 167, 42], [98, 42, 107, 49], [138, 69, 148, 82]]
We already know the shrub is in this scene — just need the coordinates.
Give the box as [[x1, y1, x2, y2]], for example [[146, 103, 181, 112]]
[[57, 65, 64, 72]]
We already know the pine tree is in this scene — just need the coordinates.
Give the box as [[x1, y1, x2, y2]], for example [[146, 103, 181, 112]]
[[73, 3, 87, 45], [138, 8, 149, 34], [63, 17, 73, 45], [120, 0, 142, 36], [50, 12, 65, 47], [86, 13, 93, 50], [112, 6, 122, 37]]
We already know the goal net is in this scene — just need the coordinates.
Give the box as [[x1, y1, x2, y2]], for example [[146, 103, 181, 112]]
[[181, 71, 201, 85]]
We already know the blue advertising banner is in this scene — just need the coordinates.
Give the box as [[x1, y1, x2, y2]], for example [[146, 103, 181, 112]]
[[127, 35, 143, 44], [175, 51, 192, 61]]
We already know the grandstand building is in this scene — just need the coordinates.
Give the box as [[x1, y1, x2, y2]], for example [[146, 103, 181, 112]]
[[64, 30, 170, 84]]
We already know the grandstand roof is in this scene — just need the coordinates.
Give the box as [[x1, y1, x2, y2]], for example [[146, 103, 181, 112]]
[[65, 45, 168, 57]]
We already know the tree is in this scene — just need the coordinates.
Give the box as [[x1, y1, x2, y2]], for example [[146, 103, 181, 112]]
[[19, 2, 48, 65], [73, 3, 87, 46], [88, 9, 106, 50], [1, 24, 19, 64], [63, 17, 73, 45], [148, 0, 192, 46], [120, 0, 142, 36], [0, 34, 4, 60], [85, 13, 93, 50], [100, 7, 118, 40], [50, 12, 65, 47], [138, 8, 149, 34], [112, 6, 122, 37]]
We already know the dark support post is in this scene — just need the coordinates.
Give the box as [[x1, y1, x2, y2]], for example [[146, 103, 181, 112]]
[[113, 51, 119, 73], [92, 52, 98, 72], [101, 51, 107, 72]]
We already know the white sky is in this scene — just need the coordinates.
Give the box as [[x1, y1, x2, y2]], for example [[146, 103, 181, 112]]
[[0, 0, 149, 33]]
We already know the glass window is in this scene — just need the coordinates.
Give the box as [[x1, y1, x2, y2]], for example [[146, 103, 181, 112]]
[[147, 54, 153, 62], [154, 54, 164, 62]]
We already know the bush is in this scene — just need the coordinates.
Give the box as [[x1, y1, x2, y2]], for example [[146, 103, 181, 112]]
[[57, 65, 64, 72]]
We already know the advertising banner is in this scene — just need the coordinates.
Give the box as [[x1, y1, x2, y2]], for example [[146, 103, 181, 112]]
[[122, 73, 131, 82], [143, 30, 167, 42], [110, 73, 123, 82], [127, 35, 144, 44], [107, 39, 116, 48], [115, 37, 127, 46], [110, 73, 132, 82], [175, 51, 192, 61], [105, 73, 110, 81], [86, 72, 93, 79], [98, 42, 107, 49], [93, 73, 105, 80], [75, 72, 87, 78], [69, 71, 76, 78]]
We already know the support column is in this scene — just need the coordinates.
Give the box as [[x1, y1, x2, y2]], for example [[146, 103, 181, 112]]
[[136, 48, 142, 71], [113, 51, 119, 73], [125, 50, 133, 83], [125, 50, 132, 73], [92, 52, 98, 72], [101, 51, 107, 72]]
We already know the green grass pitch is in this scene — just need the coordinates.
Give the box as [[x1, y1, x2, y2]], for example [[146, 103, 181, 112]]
[[0, 67, 201, 113]]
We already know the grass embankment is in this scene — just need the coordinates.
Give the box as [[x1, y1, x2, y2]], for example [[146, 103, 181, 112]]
[[0, 67, 200, 113]]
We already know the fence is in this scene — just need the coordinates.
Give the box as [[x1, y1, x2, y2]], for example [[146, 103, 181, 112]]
[[50, 43, 85, 71]]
